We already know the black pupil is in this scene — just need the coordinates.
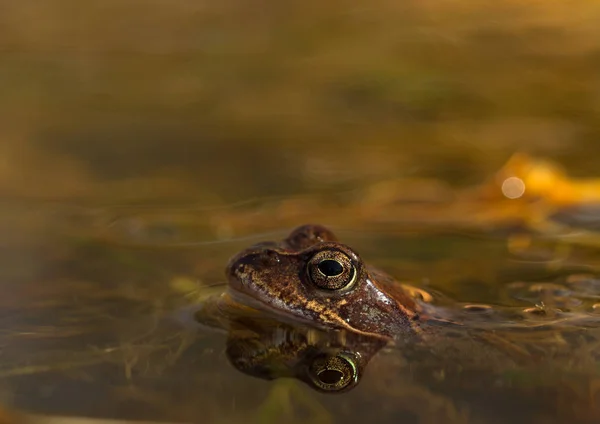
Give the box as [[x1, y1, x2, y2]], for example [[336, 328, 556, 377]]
[[318, 260, 344, 276], [317, 369, 344, 385]]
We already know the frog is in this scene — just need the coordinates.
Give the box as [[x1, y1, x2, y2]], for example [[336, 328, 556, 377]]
[[195, 223, 600, 339], [223, 312, 387, 393], [195, 223, 540, 342], [189, 223, 600, 406], [222, 224, 424, 340]]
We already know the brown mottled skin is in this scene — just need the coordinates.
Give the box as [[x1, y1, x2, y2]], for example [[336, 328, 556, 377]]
[[226, 224, 421, 340]]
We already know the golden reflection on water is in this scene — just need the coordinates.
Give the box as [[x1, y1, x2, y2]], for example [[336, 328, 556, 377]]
[[3, 0, 600, 423]]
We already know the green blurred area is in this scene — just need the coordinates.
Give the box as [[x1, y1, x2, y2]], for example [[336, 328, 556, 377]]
[[1, 0, 600, 203]]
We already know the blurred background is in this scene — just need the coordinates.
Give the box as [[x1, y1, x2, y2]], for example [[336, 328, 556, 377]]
[[2, 0, 600, 205]]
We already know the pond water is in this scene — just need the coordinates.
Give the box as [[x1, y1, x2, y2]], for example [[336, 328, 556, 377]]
[[3, 1, 600, 423], [4, 213, 600, 424]]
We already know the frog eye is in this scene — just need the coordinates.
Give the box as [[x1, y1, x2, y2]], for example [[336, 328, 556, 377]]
[[307, 250, 356, 290], [308, 353, 359, 392]]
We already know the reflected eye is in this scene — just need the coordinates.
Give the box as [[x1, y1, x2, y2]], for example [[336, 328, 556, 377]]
[[309, 354, 358, 392], [307, 250, 356, 290]]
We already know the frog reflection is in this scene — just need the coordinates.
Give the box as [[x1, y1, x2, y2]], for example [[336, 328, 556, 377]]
[[194, 270, 388, 394], [222, 315, 386, 394]]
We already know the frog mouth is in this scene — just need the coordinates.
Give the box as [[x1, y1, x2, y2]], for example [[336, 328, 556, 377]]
[[227, 282, 393, 341], [226, 287, 278, 314], [227, 286, 333, 331]]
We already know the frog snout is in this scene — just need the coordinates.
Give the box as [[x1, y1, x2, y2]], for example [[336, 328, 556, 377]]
[[226, 250, 281, 282]]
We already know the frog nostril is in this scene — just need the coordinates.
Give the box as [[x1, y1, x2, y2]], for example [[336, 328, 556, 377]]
[[258, 251, 280, 267]]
